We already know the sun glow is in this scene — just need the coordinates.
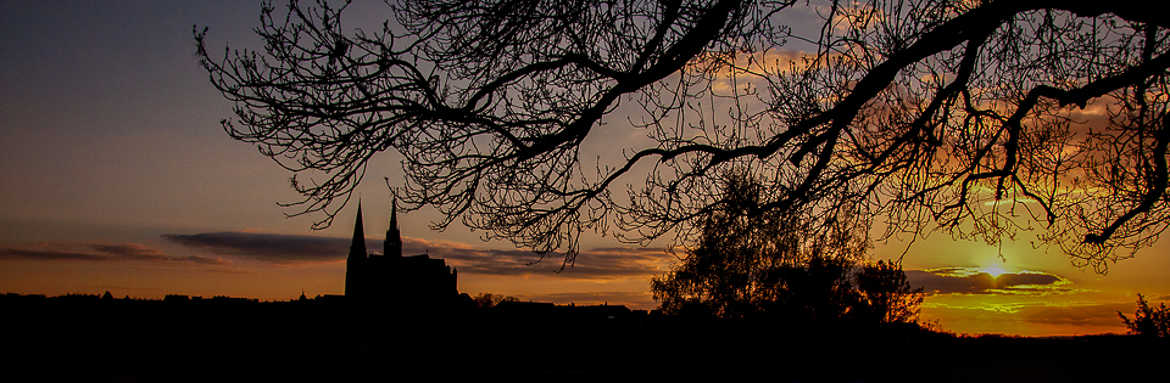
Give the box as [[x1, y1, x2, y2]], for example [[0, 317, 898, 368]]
[[981, 265, 1007, 278]]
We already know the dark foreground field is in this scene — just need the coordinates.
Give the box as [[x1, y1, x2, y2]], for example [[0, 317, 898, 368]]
[[4, 294, 1166, 382]]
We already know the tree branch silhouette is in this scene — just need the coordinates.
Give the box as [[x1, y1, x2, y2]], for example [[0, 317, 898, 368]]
[[199, 0, 1170, 271]]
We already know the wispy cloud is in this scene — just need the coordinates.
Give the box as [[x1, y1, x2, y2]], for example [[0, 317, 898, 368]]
[[920, 301, 1129, 336], [162, 231, 672, 279], [0, 242, 224, 265], [1019, 303, 1132, 327], [162, 232, 350, 264], [907, 267, 1072, 296], [420, 240, 673, 280]]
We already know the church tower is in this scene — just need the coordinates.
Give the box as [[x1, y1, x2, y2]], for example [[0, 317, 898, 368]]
[[345, 202, 367, 297], [343, 195, 458, 306], [385, 198, 403, 258]]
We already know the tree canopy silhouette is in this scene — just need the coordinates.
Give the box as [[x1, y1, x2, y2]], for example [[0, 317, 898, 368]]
[[1119, 294, 1170, 338], [199, 0, 1170, 270], [649, 171, 922, 324], [852, 260, 923, 325]]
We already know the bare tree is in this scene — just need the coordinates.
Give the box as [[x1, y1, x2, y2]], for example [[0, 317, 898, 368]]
[[198, 0, 1170, 271]]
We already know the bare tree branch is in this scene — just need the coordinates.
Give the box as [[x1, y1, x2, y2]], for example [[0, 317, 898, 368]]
[[198, 0, 1170, 271]]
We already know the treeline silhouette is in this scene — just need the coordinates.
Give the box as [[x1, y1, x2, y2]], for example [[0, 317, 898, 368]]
[[4, 291, 1166, 381]]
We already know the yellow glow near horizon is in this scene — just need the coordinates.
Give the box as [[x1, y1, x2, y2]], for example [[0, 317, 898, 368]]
[[981, 265, 1007, 278]]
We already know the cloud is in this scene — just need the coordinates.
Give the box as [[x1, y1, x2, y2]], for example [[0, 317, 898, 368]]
[[0, 242, 224, 265], [418, 240, 672, 280], [827, 3, 887, 33], [694, 49, 831, 92], [920, 301, 1129, 336], [163, 231, 673, 279], [162, 232, 350, 264], [906, 267, 1071, 296], [1019, 303, 1132, 327], [996, 272, 1062, 288]]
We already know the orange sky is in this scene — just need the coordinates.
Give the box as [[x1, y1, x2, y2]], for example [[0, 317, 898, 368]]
[[2, 1, 1168, 338], [4, 203, 1167, 337]]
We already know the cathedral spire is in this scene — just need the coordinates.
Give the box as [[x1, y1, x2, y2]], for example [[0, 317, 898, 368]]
[[350, 201, 367, 257], [385, 197, 403, 258], [345, 201, 367, 297], [389, 197, 398, 230]]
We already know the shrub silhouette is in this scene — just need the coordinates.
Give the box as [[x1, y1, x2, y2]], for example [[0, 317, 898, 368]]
[[1119, 294, 1170, 338]]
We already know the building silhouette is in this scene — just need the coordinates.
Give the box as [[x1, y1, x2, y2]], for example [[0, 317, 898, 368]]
[[345, 200, 458, 306]]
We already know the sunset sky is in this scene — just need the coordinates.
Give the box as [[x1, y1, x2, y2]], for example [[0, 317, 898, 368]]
[[2, 1, 1168, 337]]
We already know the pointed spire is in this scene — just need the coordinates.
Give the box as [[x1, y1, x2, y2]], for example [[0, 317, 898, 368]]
[[345, 201, 367, 298], [349, 201, 367, 258], [389, 197, 398, 230], [385, 195, 403, 258]]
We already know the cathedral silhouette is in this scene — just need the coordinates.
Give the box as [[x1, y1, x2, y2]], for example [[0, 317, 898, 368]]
[[345, 200, 458, 306]]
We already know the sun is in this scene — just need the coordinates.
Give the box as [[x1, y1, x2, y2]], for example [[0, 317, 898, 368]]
[[981, 265, 1007, 278]]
